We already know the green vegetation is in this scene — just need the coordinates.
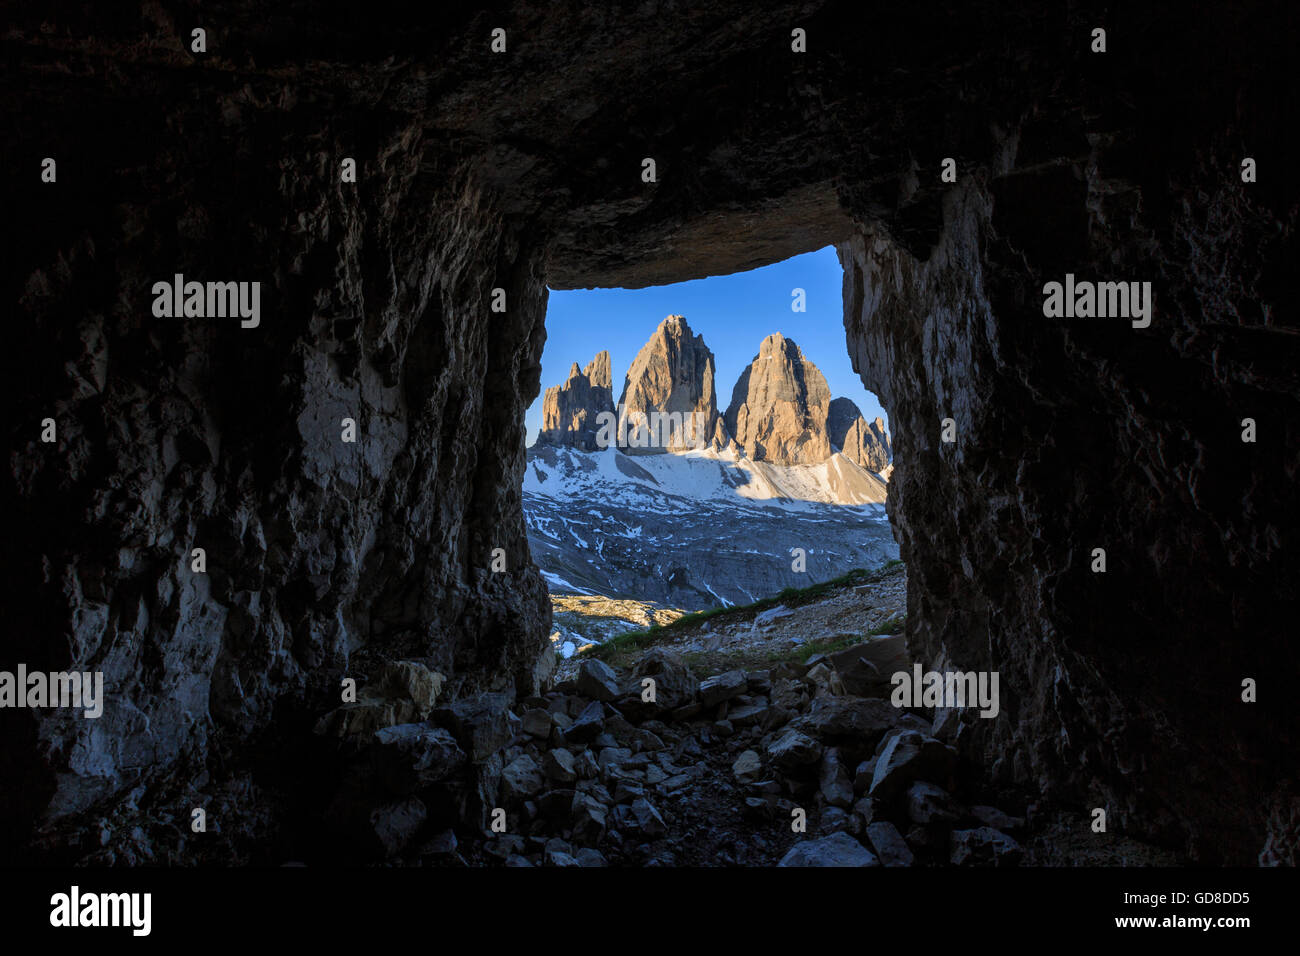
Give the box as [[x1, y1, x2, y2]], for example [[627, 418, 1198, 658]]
[[675, 612, 908, 679], [580, 560, 905, 666], [765, 613, 907, 666]]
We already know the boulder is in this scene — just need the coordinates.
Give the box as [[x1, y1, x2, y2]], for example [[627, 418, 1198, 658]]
[[626, 649, 698, 715], [603, 714, 638, 746], [571, 795, 608, 846], [475, 751, 505, 815], [315, 661, 447, 739], [528, 644, 558, 697], [768, 729, 823, 770], [906, 781, 961, 825], [542, 748, 577, 783], [699, 669, 749, 707], [778, 832, 879, 867], [632, 728, 666, 752], [865, 821, 914, 867], [869, 731, 956, 801], [432, 693, 520, 763], [771, 678, 806, 711], [367, 797, 426, 859], [577, 659, 621, 702], [818, 807, 863, 836], [521, 708, 553, 739], [564, 700, 607, 744], [854, 758, 877, 794], [805, 662, 840, 695], [573, 749, 600, 780], [806, 696, 899, 744], [630, 797, 668, 838], [500, 754, 545, 802], [369, 723, 466, 793], [853, 797, 884, 827], [950, 827, 1023, 867], [732, 749, 763, 782], [746, 670, 773, 694], [819, 747, 854, 808], [612, 776, 645, 804], [826, 636, 910, 697], [597, 747, 634, 774], [727, 699, 773, 729]]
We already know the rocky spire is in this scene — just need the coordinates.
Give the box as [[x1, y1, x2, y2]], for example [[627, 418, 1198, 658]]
[[536, 351, 614, 450], [827, 398, 892, 473], [617, 315, 722, 454], [724, 333, 833, 465]]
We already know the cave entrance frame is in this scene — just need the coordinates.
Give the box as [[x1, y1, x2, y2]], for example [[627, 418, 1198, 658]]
[[533, 185, 900, 618]]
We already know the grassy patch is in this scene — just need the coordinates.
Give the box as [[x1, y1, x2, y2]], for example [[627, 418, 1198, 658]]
[[866, 612, 906, 636], [681, 650, 716, 678], [761, 613, 908, 666], [580, 560, 905, 667]]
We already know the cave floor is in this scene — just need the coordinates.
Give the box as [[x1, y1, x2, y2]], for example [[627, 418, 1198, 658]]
[[490, 565, 1185, 867]]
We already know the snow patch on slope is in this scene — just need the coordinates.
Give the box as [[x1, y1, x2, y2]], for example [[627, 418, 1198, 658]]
[[523, 445, 888, 511]]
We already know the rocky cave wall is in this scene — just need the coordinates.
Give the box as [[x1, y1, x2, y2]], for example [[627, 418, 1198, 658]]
[[4, 1, 1296, 863], [837, 9, 1299, 863], [5, 12, 552, 854]]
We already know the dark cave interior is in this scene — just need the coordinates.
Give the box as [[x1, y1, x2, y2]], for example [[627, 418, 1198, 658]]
[[3, 1, 1297, 866]]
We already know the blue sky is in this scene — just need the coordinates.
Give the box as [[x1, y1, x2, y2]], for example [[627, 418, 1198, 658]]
[[527, 246, 889, 445]]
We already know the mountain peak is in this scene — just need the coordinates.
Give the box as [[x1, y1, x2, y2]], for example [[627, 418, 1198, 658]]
[[759, 330, 792, 348], [584, 350, 612, 389], [537, 352, 615, 451], [534, 320, 889, 470], [828, 397, 891, 473], [617, 315, 721, 454], [724, 334, 833, 465]]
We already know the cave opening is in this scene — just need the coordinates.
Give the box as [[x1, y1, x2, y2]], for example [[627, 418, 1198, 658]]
[[524, 246, 904, 673]]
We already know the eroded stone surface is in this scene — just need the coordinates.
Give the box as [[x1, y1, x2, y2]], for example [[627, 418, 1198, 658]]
[[827, 399, 891, 473], [537, 353, 614, 451]]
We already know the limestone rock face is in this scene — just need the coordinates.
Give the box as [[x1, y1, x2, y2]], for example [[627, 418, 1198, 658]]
[[616, 316, 720, 454], [7, 20, 554, 857], [724, 334, 833, 465], [828, 398, 891, 473], [537, 352, 614, 450], [839, 157, 1295, 864]]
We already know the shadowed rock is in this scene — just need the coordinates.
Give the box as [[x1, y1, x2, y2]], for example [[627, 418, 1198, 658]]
[[538, 352, 615, 450], [827, 398, 891, 473], [779, 832, 879, 867]]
